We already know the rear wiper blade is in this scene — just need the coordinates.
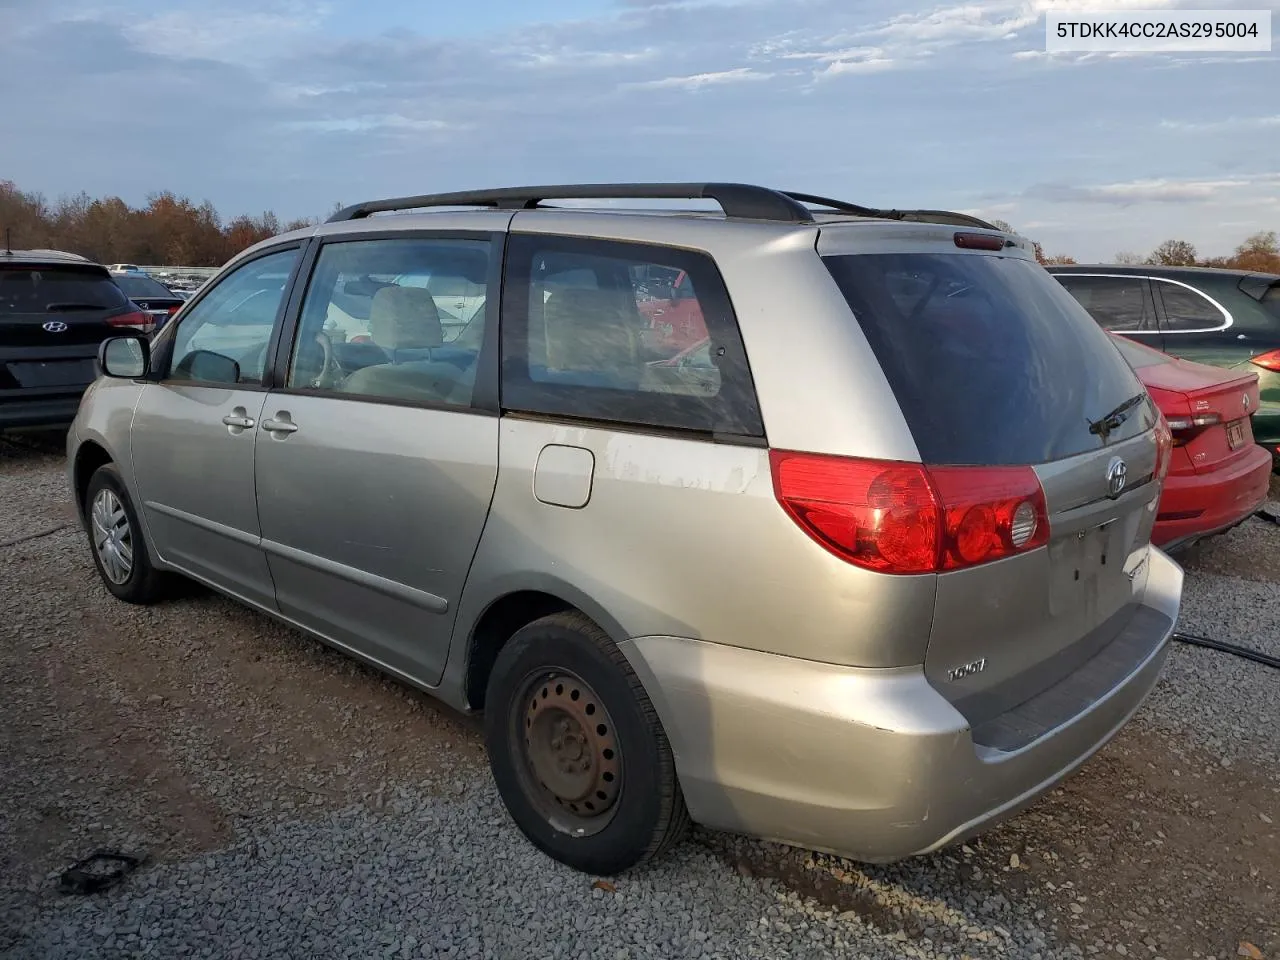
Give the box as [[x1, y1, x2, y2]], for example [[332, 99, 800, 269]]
[[1088, 393, 1146, 440], [45, 302, 105, 311]]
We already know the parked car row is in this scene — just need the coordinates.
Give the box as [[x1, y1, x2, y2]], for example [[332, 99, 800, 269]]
[[1047, 264, 1280, 471], [69, 182, 1183, 877]]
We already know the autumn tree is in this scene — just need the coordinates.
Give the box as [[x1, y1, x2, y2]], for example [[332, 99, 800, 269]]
[[1113, 251, 1144, 264], [1147, 239, 1197, 267], [1231, 231, 1280, 274]]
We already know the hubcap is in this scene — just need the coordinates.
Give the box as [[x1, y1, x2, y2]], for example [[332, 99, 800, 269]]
[[521, 672, 621, 832], [90, 489, 133, 585]]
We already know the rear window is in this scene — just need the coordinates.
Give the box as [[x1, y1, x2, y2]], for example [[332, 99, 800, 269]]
[[0, 266, 129, 314], [1109, 334, 1172, 369], [824, 253, 1150, 465], [114, 274, 175, 299]]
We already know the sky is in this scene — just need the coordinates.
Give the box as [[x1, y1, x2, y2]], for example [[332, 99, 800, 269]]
[[0, 0, 1278, 261]]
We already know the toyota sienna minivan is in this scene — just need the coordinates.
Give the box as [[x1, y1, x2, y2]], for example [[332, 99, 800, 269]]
[[67, 183, 1182, 875]]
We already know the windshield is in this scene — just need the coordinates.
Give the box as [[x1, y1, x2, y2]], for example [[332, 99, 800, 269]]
[[115, 274, 176, 299], [824, 252, 1151, 465], [0, 265, 130, 314]]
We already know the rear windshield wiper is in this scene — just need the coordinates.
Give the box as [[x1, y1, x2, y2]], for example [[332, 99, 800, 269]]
[[1088, 393, 1146, 441], [45, 302, 106, 311]]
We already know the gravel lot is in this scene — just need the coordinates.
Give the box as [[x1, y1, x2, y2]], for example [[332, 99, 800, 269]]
[[2, 433, 1277, 960]]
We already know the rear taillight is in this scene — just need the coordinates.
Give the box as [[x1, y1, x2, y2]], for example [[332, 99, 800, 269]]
[[1164, 412, 1221, 447], [107, 310, 155, 334], [167, 304, 180, 316], [769, 451, 1049, 575], [929, 466, 1050, 569], [1154, 415, 1173, 480], [1250, 349, 1280, 372]]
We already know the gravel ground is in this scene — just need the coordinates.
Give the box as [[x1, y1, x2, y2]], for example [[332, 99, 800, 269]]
[[2, 432, 1277, 960]]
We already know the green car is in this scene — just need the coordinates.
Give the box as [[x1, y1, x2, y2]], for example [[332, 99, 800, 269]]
[[1048, 264, 1280, 471]]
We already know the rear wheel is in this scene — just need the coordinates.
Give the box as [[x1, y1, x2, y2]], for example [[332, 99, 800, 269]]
[[484, 611, 689, 875], [84, 464, 170, 604]]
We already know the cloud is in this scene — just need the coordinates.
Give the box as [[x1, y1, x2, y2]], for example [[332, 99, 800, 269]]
[[1029, 173, 1280, 205], [2, 0, 1278, 263], [1159, 115, 1280, 133], [122, 2, 329, 65], [628, 67, 773, 90], [817, 56, 897, 76], [286, 115, 457, 134]]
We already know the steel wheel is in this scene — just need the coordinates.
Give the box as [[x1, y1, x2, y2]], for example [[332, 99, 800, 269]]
[[518, 669, 622, 836], [91, 488, 133, 584]]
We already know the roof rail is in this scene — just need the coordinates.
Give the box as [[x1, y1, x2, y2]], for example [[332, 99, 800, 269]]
[[781, 192, 999, 230], [326, 183, 816, 224]]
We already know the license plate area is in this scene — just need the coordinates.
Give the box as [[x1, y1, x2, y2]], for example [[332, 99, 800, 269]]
[[7, 359, 96, 388], [1049, 516, 1137, 616], [1227, 419, 1245, 450]]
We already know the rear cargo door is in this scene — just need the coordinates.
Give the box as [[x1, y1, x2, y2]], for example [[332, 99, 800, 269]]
[[0, 263, 135, 391], [821, 231, 1162, 731]]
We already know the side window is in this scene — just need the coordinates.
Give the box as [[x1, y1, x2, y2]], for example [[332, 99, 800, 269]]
[[1054, 276, 1153, 332], [286, 237, 491, 409], [501, 235, 763, 437], [168, 248, 299, 385], [1156, 280, 1228, 332]]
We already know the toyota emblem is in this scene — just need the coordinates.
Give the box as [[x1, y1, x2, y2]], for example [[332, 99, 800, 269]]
[[42, 320, 69, 333], [1105, 456, 1128, 499]]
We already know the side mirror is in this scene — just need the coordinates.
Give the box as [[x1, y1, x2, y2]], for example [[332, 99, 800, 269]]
[[174, 349, 241, 384], [98, 336, 150, 379]]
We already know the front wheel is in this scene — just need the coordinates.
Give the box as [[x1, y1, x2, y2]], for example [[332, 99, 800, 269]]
[[484, 611, 689, 875], [83, 463, 170, 604]]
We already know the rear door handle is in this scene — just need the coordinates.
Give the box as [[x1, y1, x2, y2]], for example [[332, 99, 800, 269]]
[[222, 412, 255, 429], [261, 417, 298, 435]]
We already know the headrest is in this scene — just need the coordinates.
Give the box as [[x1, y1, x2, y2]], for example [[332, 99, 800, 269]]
[[369, 286, 443, 350]]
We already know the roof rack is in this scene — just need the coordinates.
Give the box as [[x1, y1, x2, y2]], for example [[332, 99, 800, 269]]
[[326, 182, 1002, 232], [782, 193, 999, 230], [327, 183, 817, 224]]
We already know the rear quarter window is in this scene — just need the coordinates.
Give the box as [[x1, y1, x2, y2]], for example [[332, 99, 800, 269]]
[[824, 252, 1151, 465], [501, 235, 763, 438]]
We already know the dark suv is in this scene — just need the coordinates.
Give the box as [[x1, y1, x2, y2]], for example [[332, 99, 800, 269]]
[[1047, 264, 1280, 469], [1, 250, 153, 431]]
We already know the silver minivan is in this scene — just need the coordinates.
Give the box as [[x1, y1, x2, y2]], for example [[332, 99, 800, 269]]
[[67, 183, 1183, 875]]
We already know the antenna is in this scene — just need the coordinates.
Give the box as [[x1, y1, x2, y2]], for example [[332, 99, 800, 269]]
[[3, 228, 11, 255]]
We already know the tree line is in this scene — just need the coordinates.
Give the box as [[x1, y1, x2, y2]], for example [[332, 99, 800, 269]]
[[0, 180, 332, 267], [990, 218, 1280, 274], [4, 179, 1279, 275]]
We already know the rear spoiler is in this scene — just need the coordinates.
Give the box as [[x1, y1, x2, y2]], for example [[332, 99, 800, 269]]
[[1238, 273, 1280, 301]]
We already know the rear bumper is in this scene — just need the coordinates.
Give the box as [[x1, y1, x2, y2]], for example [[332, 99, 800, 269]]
[[1154, 443, 1272, 550], [620, 547, 1182, 863], [0, 392, 86, 431]]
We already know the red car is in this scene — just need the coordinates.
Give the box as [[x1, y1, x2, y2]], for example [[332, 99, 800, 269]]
[[1112, 334, 1272, 550]]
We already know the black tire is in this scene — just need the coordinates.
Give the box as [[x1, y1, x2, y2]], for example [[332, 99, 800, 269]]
[[83, 463, 170, 604], [484, 611, 690, 875]]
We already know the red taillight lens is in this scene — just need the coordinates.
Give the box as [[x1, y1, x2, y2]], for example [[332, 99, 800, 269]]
[[1164, 411, 1221, 447], [107, 310, 155, 334], [167, 304, 180, 315], [769, 452, 939, 573], [1250, 349, 1280, 372], [1154, 415, 1173, 480], [769, 451, 1050, 575], [929, 466, 1050, 570]]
